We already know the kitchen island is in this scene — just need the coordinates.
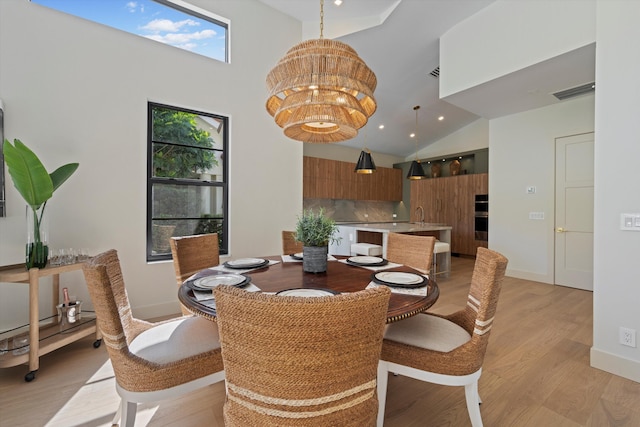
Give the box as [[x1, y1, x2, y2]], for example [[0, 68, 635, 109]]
[[330, 222, 451, 265]]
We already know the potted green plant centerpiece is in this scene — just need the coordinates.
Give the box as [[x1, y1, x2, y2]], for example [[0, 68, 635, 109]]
[[294, 208, 340, 273], [3, 139, 79, 269]]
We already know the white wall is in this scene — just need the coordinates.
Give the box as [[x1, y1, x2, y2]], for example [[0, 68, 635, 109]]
[[491, 96, 594, 283], [0, 0, 303, 326], [590, 0, 640, 382], [410, 118, 489, 162], [440, 0, 596, 98]]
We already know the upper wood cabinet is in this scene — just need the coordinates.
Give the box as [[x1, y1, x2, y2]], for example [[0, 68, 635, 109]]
[[303, 157, 402, 201], [410, 173, 488, 256]]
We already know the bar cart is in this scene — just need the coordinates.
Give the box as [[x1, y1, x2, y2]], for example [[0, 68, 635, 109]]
[[0, 262, 101, 382]]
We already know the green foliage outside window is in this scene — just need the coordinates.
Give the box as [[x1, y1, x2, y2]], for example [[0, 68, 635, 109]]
[[152, 108, 218, 179]]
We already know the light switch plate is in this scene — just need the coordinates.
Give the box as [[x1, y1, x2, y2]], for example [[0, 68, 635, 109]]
[[620, 213, 640, 231]]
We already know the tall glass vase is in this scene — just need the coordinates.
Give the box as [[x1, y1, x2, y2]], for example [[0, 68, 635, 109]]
[[26, 204, 49, 269]]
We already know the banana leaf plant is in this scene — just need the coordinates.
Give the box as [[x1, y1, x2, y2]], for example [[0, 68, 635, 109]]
[[2, 139, 79, 269]]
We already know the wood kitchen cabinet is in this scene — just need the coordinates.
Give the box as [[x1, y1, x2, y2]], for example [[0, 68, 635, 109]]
[[410, 173, 488, 256], [411, 178, 441, 223], [303, 156, 402, 201]]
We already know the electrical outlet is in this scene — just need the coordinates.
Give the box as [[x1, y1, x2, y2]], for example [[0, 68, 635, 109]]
[[619, 327, 636, 347]]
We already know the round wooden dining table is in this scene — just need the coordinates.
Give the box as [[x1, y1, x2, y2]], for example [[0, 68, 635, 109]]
[[178, 256, 439, 323]]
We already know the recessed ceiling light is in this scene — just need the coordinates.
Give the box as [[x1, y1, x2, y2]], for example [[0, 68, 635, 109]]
[[410, 133, 415, 138], [438, 116, 444, 121], [334, 0, 343, 5], [378, 124, 384, 129]]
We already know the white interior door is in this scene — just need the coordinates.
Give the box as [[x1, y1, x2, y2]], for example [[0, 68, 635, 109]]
[[555, 132, 594, 290]]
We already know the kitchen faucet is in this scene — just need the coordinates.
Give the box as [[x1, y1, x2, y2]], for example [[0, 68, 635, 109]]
[[416, 206, 425, 225]]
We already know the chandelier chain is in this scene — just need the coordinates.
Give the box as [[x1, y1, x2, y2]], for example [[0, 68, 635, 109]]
[[319, 0, 324, 39]]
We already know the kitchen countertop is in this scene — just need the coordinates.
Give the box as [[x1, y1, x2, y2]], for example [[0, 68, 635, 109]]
[[336, 222, 452, 233], [330, 222, 452, 257]]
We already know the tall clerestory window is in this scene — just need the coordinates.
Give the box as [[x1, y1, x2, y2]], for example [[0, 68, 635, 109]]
[[147, 103, 228, 261], [30, 0, 230, 63]]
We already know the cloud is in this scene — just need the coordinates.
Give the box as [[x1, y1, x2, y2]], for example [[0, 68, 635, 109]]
[[144, 29, 216, 50], [126, 2, 138, 13], [141, 18, 200, 33], [140, 17, 216, 52], [177, 42, 198, 51]]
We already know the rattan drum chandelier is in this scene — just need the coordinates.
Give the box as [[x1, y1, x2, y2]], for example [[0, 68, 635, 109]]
[[265, 0, 377, 143]]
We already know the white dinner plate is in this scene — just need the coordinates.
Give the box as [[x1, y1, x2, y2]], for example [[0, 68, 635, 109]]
[[276, 288, 337, 297], [193, 274, 247, 289], [374, 272, 424, 285], [348, 256, 384, 265], [225, 258, 268, 268]]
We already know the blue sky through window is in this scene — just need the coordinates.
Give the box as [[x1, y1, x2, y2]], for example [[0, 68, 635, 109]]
[[32, 0, 228, 62]]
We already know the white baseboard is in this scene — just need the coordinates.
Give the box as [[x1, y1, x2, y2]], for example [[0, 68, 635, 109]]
[[505, 268, 553, 284], [591, 347, 640, 383]]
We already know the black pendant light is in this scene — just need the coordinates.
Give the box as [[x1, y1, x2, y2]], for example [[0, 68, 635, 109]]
[[407, 106, 426, 180], [407, 159, 426, 180], [355, 131, 376, 174], [355, 150, 376, 174]]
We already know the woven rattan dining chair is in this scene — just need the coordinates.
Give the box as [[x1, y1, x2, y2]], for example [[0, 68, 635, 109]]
[[386, 232, 436, 274], [282, 230, 303, 255], [213, 285, 391, 426], [82, 249, 225, 427], [377, 247, 508, 427], [170, 233, 219, 315]]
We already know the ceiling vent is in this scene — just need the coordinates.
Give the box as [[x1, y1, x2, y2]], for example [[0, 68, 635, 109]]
[[552, 82, 595, 100], [429, 67, 440, 79]]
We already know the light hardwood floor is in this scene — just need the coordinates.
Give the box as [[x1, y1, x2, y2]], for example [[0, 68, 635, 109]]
[[1, 256, 639, 426]]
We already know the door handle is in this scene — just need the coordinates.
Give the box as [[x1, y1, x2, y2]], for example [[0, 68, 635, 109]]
[[556, 227, 565, 233]]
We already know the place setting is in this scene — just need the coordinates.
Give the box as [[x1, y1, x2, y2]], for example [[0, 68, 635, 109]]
[[185, 271, 261, 305], [211, 257, 280, 274], [187, 273, 251, 292], [366, 271, 431, 296], [338, 255, 402, 272]]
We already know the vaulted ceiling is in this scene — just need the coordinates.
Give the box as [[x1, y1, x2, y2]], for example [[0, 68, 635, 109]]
[[259, 0, 595, 158]]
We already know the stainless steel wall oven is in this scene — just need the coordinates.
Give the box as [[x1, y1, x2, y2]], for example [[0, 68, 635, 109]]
[[475, 194, 488, 241]]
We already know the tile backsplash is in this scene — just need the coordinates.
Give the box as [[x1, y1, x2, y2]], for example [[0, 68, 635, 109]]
[[303, 199, 409, 223]]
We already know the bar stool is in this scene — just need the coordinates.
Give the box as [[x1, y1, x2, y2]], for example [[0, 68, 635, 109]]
[[432, 241, 450, 277], [350, 243, 383, 256]]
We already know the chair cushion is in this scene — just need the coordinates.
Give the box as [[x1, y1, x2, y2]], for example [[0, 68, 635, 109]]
[[351, 243, 383, 256], [384, 313, 471, 352], [433, 241, 450, 254], [129, 316, 220, 364]]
